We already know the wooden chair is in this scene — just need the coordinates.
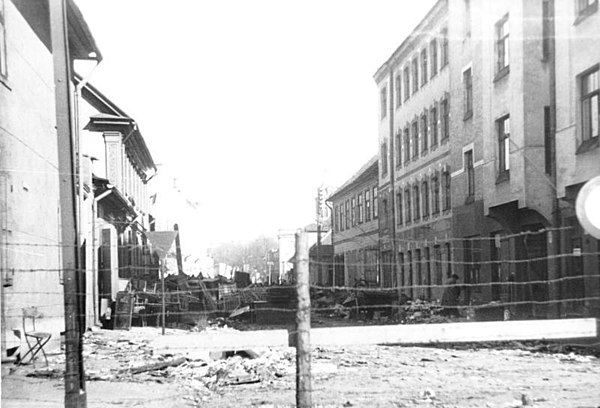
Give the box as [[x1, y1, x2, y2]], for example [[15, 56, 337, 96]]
[[12, 307, 51, 367]]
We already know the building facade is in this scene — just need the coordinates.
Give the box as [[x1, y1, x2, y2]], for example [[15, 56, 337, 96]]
[[0, 0, 101, 355], [329, 156, 380, 288], [375, 0, 454, 300], [372, 0, 599, 317], [554, 0, 600, 317], [79, 81, 158, 325]]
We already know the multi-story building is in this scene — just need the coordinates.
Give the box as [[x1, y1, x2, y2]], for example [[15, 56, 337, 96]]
[[554, 0, 600, 316], [79, 80, 158, 325], [329, 156, 380, 288], [449, 0, 599, 318], [374, 0, 599, 318], [0, 0, 101, 355], [374, 0, 454, 300]]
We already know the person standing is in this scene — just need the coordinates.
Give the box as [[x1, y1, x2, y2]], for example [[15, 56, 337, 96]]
[[441, 274, 461, 318]]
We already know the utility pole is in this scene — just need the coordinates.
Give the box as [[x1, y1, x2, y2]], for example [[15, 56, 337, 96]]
[[49, 0, 86, 405], [294, 230, 311, 407]]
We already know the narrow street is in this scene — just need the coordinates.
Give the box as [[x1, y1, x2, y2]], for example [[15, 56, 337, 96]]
[[2, 326, 599, 408]]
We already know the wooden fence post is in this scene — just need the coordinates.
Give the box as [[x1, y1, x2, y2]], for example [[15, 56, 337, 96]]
[[295, 230, 312, 408]]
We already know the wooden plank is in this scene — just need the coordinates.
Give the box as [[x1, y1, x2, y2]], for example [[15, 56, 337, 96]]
[[309, 318, 599, 346]]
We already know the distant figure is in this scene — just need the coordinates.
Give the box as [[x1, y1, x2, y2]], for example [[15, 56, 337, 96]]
[[441, 274, 461, 317]]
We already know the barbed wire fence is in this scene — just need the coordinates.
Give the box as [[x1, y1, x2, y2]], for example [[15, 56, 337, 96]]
[[2, 229, 600, 407]]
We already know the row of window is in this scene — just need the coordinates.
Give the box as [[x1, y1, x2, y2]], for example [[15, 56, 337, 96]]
[[333, 186, 378, 233], [380, 27, 449, 119], [381, 96, 450, 178], [394, 170, 451, 228], [398, 243, 453, 296]]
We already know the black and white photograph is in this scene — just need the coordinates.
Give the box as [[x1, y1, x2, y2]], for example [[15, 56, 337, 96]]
[[1, 0, 599, 407]]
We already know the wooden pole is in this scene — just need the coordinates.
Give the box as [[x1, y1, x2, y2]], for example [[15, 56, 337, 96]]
[[174, 223, 184, 274], [295, 230, 311, 408], [161, 258, 166, 335], [49, 0, 87, 406]]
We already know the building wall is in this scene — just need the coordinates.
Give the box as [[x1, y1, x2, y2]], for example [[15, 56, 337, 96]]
[[376, 0, 453, 300], [555, 0, 600, 197], [331, 163, 379, 287], [0, 1, 64, 354], [554, 0, 600, 316]]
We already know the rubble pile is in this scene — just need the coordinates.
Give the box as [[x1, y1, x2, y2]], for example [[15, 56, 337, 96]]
[[400, 299, 448, 324], [173, 348, 295, 389]]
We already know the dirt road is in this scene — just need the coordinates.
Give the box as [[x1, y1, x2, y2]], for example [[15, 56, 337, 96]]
[[2, 327, 599, 407]]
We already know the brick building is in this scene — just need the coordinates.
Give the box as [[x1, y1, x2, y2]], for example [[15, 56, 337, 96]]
[[329, 156, 379, 288]]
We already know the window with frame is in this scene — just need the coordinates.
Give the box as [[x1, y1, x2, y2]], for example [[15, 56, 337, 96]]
[[405, 187, 412, 223], [415, 248, 422, 290], [497, 115, 510, 175], [495, 15, 510, 75], [365, 189, 371, 222], [351, 196, 357, 226], [345, 200, 350, 229], [441, 27, 449, 68], [430, 38, 438, 78], [441, 96, 450, 141], [395, 132, 402, 168], [0, 0, 6, 79], [381, 141, 388, 177], [382, 198, 388, 227], [412, 120, 419, 159], [542, 0, 551, 59], [412, 57, 419, 94], [339, 205, 345, 231], [465, 149, 475, 197], [443, 170, 451, 211], [434, 245, 442, 285], [464, 0, 471, 38], [421, 48, 428, 87], [464, 68, 473, 119], [334, 206, 339, 232], [580, 66, 599, 148], [544, 106, 552, 174], [404, 66, 410, 101], [380, 87, 387, 119], [422, 180, 430, 218], [432, 173, 440, 214], [358, 193, 364, 224], [395, 74, 402, 108], [445, 242, 453, 277], [421, 113, 428, 152], [404, 127, 411, 163], [431, 104, 439, 146], [373, 187, 378, 218], [413, 184, 420, 221], [397, 191, 403, 225]]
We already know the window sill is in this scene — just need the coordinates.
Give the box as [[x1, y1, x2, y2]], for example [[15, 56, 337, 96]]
[[442, 208, 451, 216], [494, 66, 510, 83], [496, 170, 510, 184], [441, 137, 449, 145], [463, 111, 473, 121], [574, 2, 598, 25], [576, 136, 599, 155]]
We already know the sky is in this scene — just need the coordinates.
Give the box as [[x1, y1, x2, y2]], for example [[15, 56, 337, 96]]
[[75, 0, 437, 244]]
